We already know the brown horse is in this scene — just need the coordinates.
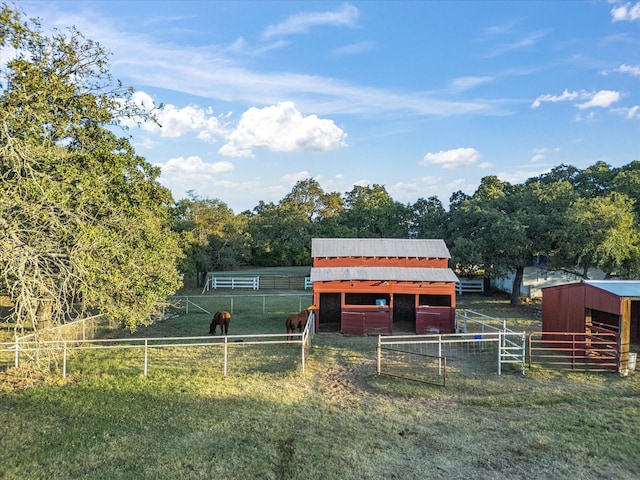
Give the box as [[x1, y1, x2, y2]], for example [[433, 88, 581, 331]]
[[286, 306, 316, 339], [209, 311, 231, 335]]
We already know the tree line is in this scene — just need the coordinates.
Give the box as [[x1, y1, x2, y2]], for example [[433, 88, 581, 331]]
[[1, 6, 638, 334], [175, 163, 640, 305]]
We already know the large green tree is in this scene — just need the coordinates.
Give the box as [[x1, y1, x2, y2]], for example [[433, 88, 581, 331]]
[[172, 193, 248, 287], [0, 6, 182, 332], [340, 184, 411, 238]]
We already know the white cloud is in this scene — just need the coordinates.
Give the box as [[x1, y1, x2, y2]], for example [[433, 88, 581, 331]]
[[262, 3, 359, 39], [219, 102, 347, 158], [532, 89, 621, 110], [497, 170, 544, 185], [332, 41, 376, 57], [531, 89, 580, 108], [159, 156, 234, 177], [612, 105, 640, 119], [421, 148, 482, 169], [611, 2, 640, 21], [602, 63, 640, 76], [156, 104, 226, 138], [576, 90, 621, 109], [530, 147, 559, 162], [124, 92, 229, 140], [450, 76, 494, 92], [282, 171, 311, 185]]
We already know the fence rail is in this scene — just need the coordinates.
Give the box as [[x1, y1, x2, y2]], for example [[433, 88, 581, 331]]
[[456, 279, 484, 294], [4, 312, 315, 377], [202, 276, 259, 293], [528, 331, 619, 372]]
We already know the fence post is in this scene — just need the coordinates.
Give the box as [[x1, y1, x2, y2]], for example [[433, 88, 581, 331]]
[[223, 336, 228, 376], [144, 339, 148, 376], [14, 338, 19, 367], [301, 332, 305, 374], [186, 296, 189, 314], [230, 296, 234, 314], [263, 296, 266, 314], [376, 336, 381, 374], [497, 332, 502, 376], [63, 342, 67, 379], [438, 335, 443, 376]]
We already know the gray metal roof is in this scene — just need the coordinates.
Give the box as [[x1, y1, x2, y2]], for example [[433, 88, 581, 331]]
[[584, 280, 640, 298], [310, 267, 459, 283], [312, 238, 451, 259]]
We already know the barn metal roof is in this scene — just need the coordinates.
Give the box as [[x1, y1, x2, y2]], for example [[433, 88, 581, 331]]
[[310, 267, 459, 283], [584, 280, 640, 298], [311, 238, 451, 259]]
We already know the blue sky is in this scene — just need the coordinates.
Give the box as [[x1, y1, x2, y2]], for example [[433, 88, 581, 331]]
[[21, 1, 640, 213]]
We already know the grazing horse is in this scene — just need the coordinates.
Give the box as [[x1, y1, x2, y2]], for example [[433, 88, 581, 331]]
[[286, 305, 316, 339], [209, 311, 231, 335]]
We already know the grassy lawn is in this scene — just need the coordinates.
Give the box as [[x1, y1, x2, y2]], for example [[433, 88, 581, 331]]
[[1, 292, 639, 479]]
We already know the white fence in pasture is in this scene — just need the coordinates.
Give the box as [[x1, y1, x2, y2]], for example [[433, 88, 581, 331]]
[[1, 314, 110, 369], [202, 276, 260, 293], [455, 279, 484, 294], [6, 312, 315, 378]]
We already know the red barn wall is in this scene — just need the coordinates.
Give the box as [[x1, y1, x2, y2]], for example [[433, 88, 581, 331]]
[[313, 280, 456, 334], [542, 283, 587, 332]]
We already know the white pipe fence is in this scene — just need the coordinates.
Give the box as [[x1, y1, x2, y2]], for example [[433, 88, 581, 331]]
[[6, 312, 316, 378], [202, 276, 260, 293]]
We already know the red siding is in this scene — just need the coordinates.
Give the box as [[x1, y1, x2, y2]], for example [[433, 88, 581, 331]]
[[341, 306, 392, 334], [416, 306, 455, 334]]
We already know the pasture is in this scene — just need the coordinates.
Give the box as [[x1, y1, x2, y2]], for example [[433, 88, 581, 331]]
[[0, 292, 639, 479]]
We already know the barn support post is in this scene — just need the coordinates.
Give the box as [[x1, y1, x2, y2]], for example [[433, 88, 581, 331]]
[[144, 339, 148, 376]]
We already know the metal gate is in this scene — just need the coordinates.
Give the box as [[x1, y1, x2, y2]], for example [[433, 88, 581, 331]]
[[528, 331, 619, 372], [377, 331, 526, 385]]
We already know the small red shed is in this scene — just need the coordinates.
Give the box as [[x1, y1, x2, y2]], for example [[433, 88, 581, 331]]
[[310, 238, 459, 335], [542, 280, 640, 373]]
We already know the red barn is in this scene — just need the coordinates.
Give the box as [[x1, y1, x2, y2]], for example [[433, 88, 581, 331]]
[[542, 280, 640, 373], [310, 238, 459, 335]]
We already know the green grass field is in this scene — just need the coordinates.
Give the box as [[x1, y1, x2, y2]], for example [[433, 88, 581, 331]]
[[1, 292, 639, 479]]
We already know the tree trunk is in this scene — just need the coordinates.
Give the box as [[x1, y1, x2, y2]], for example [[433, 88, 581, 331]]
[[510, 265, 524, 306], [483, 275, 491, 295]]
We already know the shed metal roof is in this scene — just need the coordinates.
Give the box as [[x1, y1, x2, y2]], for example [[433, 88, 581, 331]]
[[584, 280, 640, 298], [311, 238, 451, 259], [310, 267, 459, 283]]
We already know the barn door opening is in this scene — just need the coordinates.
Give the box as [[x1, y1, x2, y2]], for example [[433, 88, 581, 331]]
[[319, 293, 341, 332], [393, 294, 415, 333]]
